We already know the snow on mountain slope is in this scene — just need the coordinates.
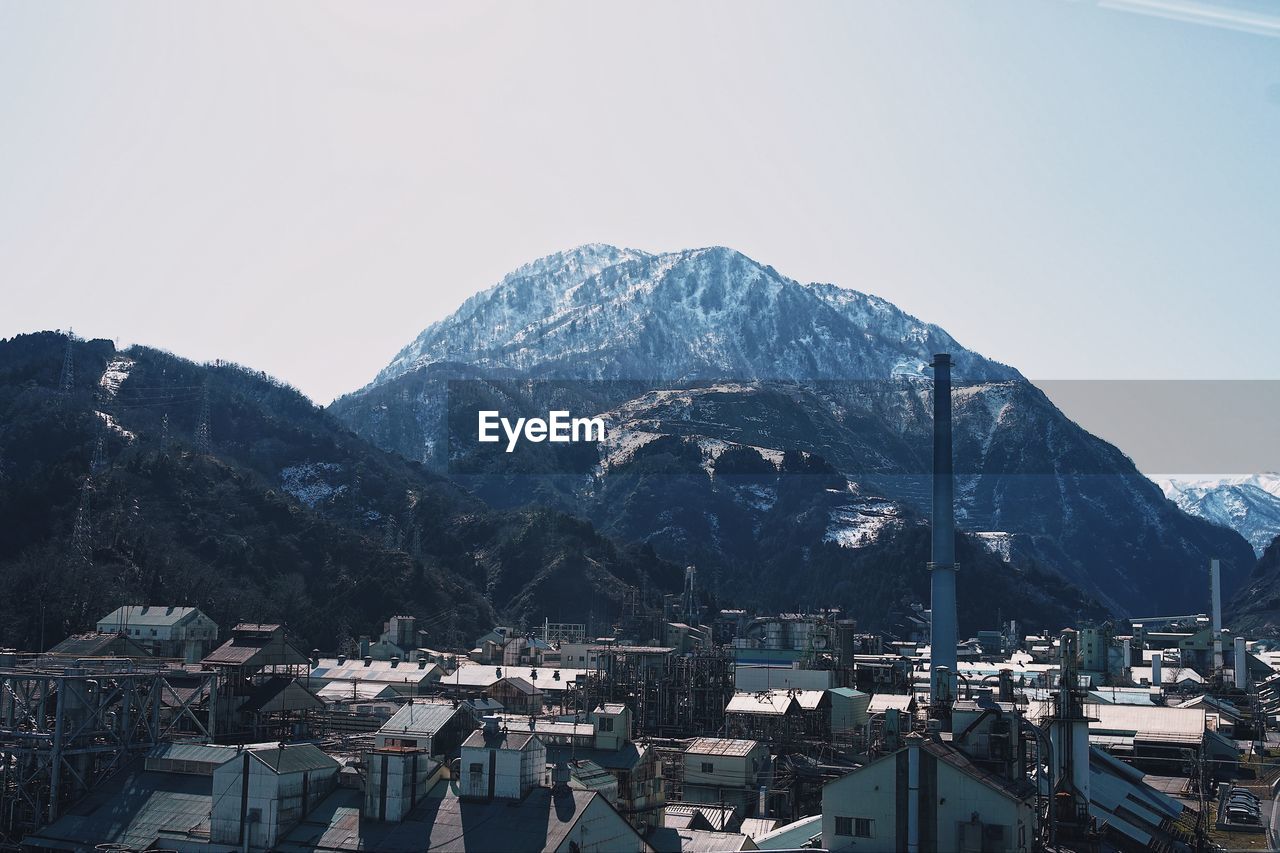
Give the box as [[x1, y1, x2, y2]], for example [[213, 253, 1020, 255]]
[[1157, 474, 1280, 556], [373, 244, 1018, 386]]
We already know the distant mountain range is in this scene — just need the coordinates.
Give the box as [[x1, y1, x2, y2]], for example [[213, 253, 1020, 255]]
[[331, 244, 1255, 622], [1156, 474, 1280, 557]]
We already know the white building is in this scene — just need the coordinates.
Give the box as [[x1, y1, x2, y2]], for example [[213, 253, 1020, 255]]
[[210, 743, 340, 850], [96, 605, 218, 662], [373, 701, 470, 757], [460, 723, 547, 801], [822, 733, 1037, 852], [682, 737, 769, 815]]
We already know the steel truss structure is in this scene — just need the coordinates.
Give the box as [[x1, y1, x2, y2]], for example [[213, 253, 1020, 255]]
[[0, 663, 216, 845]]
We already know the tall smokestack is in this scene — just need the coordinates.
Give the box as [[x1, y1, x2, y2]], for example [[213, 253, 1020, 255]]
[[930, 353, 958, 702], [1235, 636, 1247, 690], [1210, 558, 1223, 670]]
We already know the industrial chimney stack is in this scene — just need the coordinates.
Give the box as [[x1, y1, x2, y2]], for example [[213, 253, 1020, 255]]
[[930, 354, 958, 703]]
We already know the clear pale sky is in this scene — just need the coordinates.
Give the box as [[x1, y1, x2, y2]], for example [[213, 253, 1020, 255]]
[[2, 1, 1278, 408]]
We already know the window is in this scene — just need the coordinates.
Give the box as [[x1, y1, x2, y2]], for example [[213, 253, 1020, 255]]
[[836, 817, 872, 838], [701, 762, 714, 773], [599, 717, 614, 732]]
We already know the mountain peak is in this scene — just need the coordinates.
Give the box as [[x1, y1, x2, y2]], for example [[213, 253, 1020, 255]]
[[370, 245, 1018, 385]]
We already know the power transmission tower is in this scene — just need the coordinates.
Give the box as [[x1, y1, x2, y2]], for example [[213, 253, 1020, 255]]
[[90, 429, 107, 474], [194, 382, 211, 453], [70, 477, 93, 569], [382, 515, 400, 550], [160, 412, 170, 446], [59, 333, 75, 396]]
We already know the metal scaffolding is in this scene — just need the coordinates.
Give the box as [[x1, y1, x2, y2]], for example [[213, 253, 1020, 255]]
[[583, 647, 734, 738], [0, 662, 216, 845]]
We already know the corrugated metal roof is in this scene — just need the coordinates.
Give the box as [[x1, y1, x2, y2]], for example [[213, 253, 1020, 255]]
[[1088, 704, 1206, 744], [652, 828, 754, 852], [685, 737, 760, 757], [867, 693, 913, 712], [378, 702, 460, 736], [316, 682, 397, 701], [247, 743, 340, 775], [98, 605, 204, 627], [725, 691, 798, 716], [24, 769, 212, 849], [754, 814, 823, 850]]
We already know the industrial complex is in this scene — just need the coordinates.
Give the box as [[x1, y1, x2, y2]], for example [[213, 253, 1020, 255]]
[[3, 354, 1277, 853]]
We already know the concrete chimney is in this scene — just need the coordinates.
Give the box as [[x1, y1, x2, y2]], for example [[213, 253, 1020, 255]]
[[1210, 558, 1224, 670], [929, 353, 958, 703], [1235, 637, 1247, 689]]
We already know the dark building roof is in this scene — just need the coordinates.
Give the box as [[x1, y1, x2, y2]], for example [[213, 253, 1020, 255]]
[[245, 743, 340, 775], [276, 781, 636, 852], [23, 768, 212, 850], [202, 626, 308, 668], [34, 632, 152, 665], [488, 676, 541, 695], [236, 676, 325, 715]]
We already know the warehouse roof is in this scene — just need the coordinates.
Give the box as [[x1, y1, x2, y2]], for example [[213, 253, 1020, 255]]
[[23, 769, 212, 850], [245, 743, 340, 775], [98, 605, 207, 627], [685, 737, 760, 757], [725, 691, 799, 717], [867, 693, 914, 713], [35, 632, 152, 664], [378, 702, 461, 737]]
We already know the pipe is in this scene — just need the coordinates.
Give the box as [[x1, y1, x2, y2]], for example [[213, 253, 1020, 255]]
[[929, 353, 958, 703], [1211, 558, 1223, 671], [907, 736, 920, 853]]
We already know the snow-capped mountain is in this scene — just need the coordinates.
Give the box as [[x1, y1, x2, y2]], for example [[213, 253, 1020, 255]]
[[333, 244, 1255, 620], [1156, 474, 1280, 556], [375, 244, 1017, 385]]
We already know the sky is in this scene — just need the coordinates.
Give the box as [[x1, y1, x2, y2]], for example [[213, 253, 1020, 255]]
[[2, 1, 1279, 419]]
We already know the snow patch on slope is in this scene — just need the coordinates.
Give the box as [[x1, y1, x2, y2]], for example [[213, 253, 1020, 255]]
[[98, 356, 135, 398], [824, 497, 903, 548], [281, 463, 347, 508]]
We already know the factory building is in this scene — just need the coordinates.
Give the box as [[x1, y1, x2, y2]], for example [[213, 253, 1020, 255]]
[[682, 737, 770, 814], [209, 744, 340, 849], [821, 732, 1037, 852], [373, 701, 470, 757], [97, 604, 219, 662]]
